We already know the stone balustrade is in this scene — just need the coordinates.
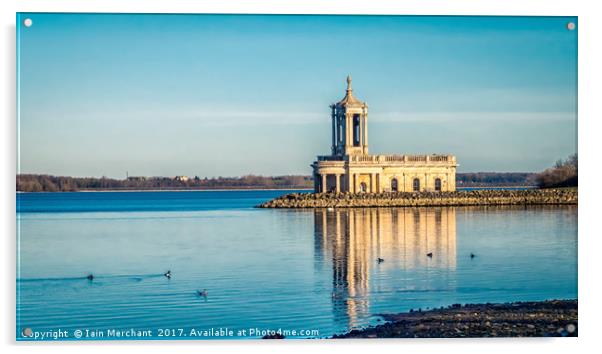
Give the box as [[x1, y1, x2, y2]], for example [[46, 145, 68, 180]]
[[317, 154, 455, 164], [317, 155, 345, 161], [347, 154, 455, 164]]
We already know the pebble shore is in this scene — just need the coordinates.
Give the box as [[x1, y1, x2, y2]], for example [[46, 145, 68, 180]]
[[257, 188, 577, 208], [333, 299, 577, 338]]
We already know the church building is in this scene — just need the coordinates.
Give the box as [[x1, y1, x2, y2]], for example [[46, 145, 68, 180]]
[[311, 76, 457, 193]]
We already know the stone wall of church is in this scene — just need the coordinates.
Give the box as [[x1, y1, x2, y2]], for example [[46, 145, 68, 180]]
[[379, 166, 457, 192], [313, 162, 457, 193], [344, 166, 456, 193]]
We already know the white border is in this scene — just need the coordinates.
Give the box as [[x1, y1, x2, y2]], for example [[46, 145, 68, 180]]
[[2, 0, 584, 16], [2, 1, 601, 354]]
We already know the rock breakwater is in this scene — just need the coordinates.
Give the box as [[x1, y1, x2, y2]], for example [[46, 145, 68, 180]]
[[257, 188, 577, 208]]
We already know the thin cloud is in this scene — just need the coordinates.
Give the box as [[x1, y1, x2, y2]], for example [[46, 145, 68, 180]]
[[371, 111, 577, 123]]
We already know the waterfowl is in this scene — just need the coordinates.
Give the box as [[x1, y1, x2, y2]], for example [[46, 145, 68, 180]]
[[164, 270, 171, 278], [470, 253, 476, 259], [197, 289, 208, 297], [86, 274, 94, 280], [377, 258, 385, 263], [426, 252, 433, 258]]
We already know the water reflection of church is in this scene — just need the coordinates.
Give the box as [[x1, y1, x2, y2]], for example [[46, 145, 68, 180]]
[[313, 208, 457, 330]]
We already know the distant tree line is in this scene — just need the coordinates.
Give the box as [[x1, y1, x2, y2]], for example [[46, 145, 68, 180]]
[[17, 161, 577, 192], [16, 174, 313, 192], [535, 154, 578, 188], [456, 172, 537, 187]]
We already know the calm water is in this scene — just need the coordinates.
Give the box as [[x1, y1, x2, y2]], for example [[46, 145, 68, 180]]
[[16, 191, 577, 340]]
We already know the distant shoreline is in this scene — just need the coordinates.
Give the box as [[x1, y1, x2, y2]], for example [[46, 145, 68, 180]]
[[15, 186, 538, 194], [16, 188, 314, 193]]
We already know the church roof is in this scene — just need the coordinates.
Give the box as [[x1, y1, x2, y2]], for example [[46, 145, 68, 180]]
[[335, 75, 366, 107]]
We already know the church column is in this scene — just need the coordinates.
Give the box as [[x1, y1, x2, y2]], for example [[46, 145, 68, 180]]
[[358, 115, 363, 147], [362, 115, 366, 148], [371, 173, 376, 193], [403, 173, 406, 192], [346, 113, 352, 150], [320, 173, 328, 193], [363, 109, 369, 153], [340, 115, 345, 146], [362, 116, 367, 147], [335, 174, 340, 193], [331, 106, 336, 154], [346, 174, 351, 193], [354, 173, 360, 193]]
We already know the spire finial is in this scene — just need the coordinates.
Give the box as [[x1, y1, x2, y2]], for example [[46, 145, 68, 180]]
[[346, 75, 352, 92]]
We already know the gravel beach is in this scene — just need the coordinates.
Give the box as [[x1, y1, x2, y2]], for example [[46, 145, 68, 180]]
[[333, 299, 577, 338]]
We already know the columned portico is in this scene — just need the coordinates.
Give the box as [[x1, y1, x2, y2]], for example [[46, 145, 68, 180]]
[[316, 171, 345, 193]]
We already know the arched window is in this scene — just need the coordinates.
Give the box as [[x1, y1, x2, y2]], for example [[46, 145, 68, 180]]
[[413, 178, 420, 192], [391, 178, 398, 192], [353, 114, 361, 146], [435, 178, 442, 192]]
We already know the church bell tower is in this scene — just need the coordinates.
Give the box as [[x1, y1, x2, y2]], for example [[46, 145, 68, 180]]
[[330, 75, 369, 156]]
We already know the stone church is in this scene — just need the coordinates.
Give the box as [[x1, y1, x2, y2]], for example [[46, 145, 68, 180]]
[[312, 76, 457, 193]]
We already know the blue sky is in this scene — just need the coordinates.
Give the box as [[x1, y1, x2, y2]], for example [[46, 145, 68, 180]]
[[17, 14, 577, 178]]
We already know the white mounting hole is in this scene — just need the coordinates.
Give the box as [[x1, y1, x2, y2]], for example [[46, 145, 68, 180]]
[[23, 18, 33, 27], [567, 22, 576, 31]]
